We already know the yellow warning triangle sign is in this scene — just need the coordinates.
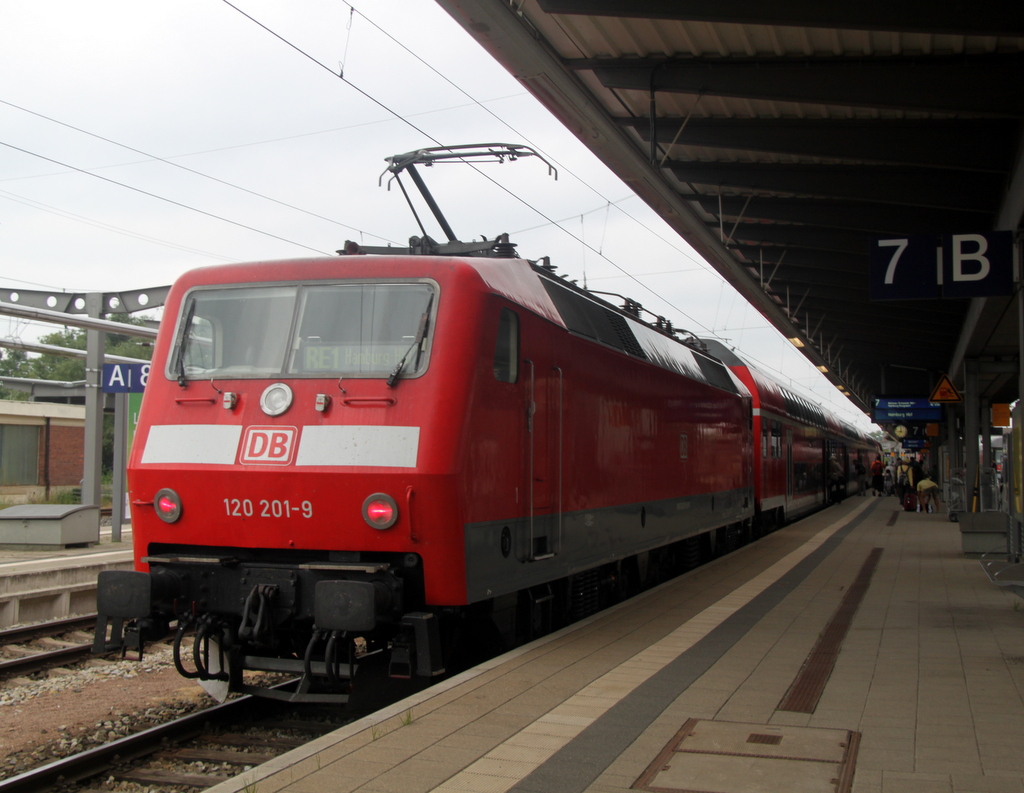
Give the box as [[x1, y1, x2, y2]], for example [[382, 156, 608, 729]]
[[929, 374, 963, 403]]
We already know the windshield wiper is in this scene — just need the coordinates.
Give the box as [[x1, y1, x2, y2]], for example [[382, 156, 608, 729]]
[[173, 298, 197, 388], [386, 295, 434, 388]]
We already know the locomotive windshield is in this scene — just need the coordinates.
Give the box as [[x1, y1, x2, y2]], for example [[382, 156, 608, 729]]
[[171, 282, 436, 380]]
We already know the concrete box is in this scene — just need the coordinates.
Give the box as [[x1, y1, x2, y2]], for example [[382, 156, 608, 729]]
[[959, 511, 1010, 557], [0, 504, 100, 549]]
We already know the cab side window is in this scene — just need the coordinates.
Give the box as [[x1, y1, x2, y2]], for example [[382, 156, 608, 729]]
[[493, 308, 519, 383]]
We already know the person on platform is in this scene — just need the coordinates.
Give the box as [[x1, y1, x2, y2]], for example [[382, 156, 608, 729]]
[[828, 454, 845, 504], [895, 458, 914, 503], [911, 458, 925, 488], [870, 457, 885, 496], [916, 475, 941, 513]]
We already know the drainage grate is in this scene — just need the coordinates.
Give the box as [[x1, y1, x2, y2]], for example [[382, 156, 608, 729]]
[[778, 547, 883, 713], [747, 733, 783, 745], [633, 719, 860, 793]]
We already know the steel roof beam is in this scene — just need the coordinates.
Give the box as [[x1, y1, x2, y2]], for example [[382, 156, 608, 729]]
[[792, 297, 965, 325], [622, 118, 1018, 172], [786, 309, 964, 335], [948, 125, 1024, 379], [434, 0, 862, 405], [537, 0, 1024, 37], [667, 161, 1002, 211], [731, 245, 867, 273], [0, 338, 148, 364], [0, 301, 159, 338], [578, 53, 1024, 117], [688, 196, 993, 235], [725, 224, 876, 255], [0, 285, 169, 314]]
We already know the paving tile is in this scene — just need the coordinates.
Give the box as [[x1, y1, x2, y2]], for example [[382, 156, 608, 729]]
[[951, 775, 1024, 793], [915, 760, 986, 777], [881, 772, 953, 792], [198, 507, 1024, 793], [417, 744, 494, 770], [853, 767, 884, 793], [355, 758, 468, 793]]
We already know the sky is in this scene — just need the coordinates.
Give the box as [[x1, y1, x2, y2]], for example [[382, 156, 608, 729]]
[[0, 0, 874, 429]]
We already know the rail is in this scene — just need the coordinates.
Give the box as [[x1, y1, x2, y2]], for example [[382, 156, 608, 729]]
[[0, 615, 99, 679]]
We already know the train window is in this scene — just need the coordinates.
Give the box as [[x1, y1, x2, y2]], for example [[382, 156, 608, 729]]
[[174, 286, 297, 379], [169, 282, 437, 381], [288, 283, 435, 377], [493, 308, 519, 383], [694, 353, 735, 392], [771, 420, 782, 459], [762, 421, 768, 458]]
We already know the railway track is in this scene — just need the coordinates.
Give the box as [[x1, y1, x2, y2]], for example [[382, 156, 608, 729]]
[[0, 615, 99, 679], [0, 682, 351, 792]]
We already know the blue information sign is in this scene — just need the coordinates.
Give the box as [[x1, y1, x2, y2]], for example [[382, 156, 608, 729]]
[[872, 396, 943, 423], [901, 438, 930, 450], [102, 363, 150, 393]]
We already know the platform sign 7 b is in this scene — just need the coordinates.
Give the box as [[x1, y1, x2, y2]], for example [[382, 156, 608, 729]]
[[941, 232, 1013, 298], [870, 235, 940, 300], [871, 231, 1014, 300]]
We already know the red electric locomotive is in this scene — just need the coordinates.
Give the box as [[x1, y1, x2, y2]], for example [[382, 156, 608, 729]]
[[93, 145, 866, 703], [95, 247, 758, 701]]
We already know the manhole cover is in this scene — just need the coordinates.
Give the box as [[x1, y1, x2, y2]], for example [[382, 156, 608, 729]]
[[633, 719, 860, 793]]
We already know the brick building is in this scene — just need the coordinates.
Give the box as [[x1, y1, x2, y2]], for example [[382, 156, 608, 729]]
[[0, 400, 85, 502]]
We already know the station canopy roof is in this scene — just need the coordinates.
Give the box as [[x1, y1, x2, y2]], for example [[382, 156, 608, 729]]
[[438, 0, 1024, 412]]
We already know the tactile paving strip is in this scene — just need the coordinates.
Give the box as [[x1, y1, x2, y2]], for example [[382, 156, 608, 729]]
[[777, 547, 883, 713]]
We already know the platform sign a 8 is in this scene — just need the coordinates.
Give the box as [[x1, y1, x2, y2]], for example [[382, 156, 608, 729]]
[[101, 363, 150, 393]]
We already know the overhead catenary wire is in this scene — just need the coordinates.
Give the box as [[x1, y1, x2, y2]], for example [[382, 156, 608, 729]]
[[2, 4, 864, 428], [219, 0, 727, 337], [0, 188, 239, 263], [0, 140, 333, 256], [219, 1, 869, 425], [0, 98, 398, 247], [339, 0, 716, 276], [0, 93, 529, 188]]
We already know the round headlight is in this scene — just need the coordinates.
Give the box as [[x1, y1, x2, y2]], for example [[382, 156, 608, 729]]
[[260, 382, 293, 417], [154, 488, 182, 523], [363, 493, 398, 530]]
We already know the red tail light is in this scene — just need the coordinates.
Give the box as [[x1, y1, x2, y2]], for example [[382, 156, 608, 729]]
[[363, 493, 398, 529], [154, 488, 182, 523]]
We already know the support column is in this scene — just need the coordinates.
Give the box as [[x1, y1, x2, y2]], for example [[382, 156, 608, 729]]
[[111, 392, 127, 543], [964, 359, 980, 513], [981, 398, 992, 473], [81, 293, 105, 507]]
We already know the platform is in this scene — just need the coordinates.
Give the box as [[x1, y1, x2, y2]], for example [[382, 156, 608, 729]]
[[0, 523, 133, 626], [200, 497, 1024, 793]]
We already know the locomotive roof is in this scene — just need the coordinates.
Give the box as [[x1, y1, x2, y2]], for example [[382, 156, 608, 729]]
[[169, 253, 751, 399]]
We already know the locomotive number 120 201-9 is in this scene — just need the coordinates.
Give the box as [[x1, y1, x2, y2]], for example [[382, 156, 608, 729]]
[[223, 498, 313, 519]]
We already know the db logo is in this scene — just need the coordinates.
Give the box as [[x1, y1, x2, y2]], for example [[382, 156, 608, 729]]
[[239, 426, 297, 465]]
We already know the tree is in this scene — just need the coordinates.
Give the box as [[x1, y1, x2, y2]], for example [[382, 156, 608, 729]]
[[3, 314, 155, 473], [27, 315, 154, 382], [0, 348, 30, 400]]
